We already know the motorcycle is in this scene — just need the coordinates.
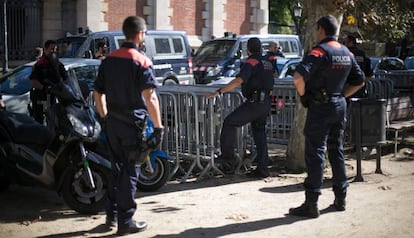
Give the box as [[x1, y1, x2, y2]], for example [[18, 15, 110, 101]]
[[91, 114, 172, 192], [0, 69, 110, 214]]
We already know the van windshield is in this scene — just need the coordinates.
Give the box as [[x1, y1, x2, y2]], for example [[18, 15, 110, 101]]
[[57, 36, 87, 58], [194, 40, 235, 64]]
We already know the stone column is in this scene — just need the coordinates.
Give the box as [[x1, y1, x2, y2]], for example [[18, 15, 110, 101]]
[[144, 0, 172, 30], [202, 0, 226, 41], [76, 0, 107, 32], [250, 0, 268, 34], [42, 0, 63, 41]]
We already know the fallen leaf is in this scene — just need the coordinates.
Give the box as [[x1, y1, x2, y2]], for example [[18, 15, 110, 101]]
[[378, 185, 392, 190], [225, 214, 249, 221]]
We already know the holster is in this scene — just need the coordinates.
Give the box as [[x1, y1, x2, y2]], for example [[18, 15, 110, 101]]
[[109, 108, 150, 165], [248, 90, 271, 103]]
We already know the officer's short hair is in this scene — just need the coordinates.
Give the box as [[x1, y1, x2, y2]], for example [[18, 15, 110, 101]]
[[122, 16, 146, 40], [247, 37, 262, 54], [44, 40, 56, 49], [317, 15, 338, 36], [346, 34, 357, 45]]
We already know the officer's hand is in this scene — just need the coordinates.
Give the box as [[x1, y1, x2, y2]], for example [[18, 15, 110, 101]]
[[300, 93, 310, 108], [99, 115, 107, 131], [147, 127, 164, 149]]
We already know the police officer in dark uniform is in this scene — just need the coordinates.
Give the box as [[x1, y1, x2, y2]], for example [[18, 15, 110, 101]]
[[344, 34, 373, 98], [206, 37, 274, 178], [93, 16, 163, 235], [29, 40, 67, 124], [266, 40, 285, 78], [289, 15, 364, 218]]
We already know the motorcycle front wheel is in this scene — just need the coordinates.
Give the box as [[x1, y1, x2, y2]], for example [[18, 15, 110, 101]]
[[61, 163, 109, 214], [137, 156, 170, 192]]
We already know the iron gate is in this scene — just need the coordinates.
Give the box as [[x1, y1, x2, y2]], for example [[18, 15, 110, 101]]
[[1, 0, 42, 61]]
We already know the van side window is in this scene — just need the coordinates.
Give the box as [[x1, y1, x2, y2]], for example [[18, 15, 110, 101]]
[[154, 38, 171, 54], [172, 38, 184, 53]]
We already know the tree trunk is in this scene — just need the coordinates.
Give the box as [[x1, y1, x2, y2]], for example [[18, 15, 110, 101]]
[[286, 0, 348, 171]]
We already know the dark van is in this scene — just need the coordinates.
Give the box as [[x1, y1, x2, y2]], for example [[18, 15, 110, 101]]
[[193, 33, 302, 84], [57, 30, 194, 85]]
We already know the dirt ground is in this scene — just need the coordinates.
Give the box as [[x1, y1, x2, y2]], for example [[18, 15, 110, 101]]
[[1, 141, 414, 238]]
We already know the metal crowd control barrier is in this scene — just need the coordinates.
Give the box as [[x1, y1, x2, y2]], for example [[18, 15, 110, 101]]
[[157, 81, 298, 182], [366, 77, 395, 99], [157, 85, 246, 182], [269, 80, 297, 144], [374, 70, 414, 103]]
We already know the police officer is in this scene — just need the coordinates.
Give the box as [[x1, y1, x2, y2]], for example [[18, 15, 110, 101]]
[[289, 15, 364, 218], [344, 34, 373, 98], [206, 37, 274, 178], [29, 40, 67, 124], [266, 40, 285, 78], [93, 16, 163, 235]]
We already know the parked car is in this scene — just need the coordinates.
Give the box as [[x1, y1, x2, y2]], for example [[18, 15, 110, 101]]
[[0, 58, 101, 114], [276, 58, 301, 79], [373, 57, 407, 73], [193, 33, 302, 84], [404, 56, 414, 70], [57, 30, 194, 86]]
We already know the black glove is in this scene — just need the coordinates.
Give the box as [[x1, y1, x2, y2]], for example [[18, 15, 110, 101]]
[[147, 127, 164, 149], [300, 93, 310, 108], [99, 115, 107, 131]]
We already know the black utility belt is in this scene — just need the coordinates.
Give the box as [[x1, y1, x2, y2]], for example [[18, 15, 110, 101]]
[[248, 90, 272, 103], [309, 90, 343, 105]]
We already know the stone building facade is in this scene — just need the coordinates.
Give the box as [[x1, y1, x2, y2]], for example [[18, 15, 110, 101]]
[[1, 0, 269, 60]]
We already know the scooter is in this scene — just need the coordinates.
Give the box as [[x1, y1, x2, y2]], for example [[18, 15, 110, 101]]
[[90, 114, 172, 192], [137, 117, 172, 191], [0, 70, 111, 214]]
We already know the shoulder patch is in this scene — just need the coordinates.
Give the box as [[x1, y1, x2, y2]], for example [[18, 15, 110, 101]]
[[245, 58, 259, 66], [309, 47, 326, 57], [109, 48, 153, 68], [327, 41, 341, 48]]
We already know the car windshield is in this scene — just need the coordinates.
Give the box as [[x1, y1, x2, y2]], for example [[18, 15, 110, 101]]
[[194, 40, 235, 64], [0, 66, 33, 95], [57, 37, 87, 58]]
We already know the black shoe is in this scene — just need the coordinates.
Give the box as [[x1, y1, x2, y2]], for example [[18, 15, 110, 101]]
[[246, 169, 270, 179], [105, 216, 117, 228], [216, 155, 238, 174], [117, 221, 147, 236], [289, 202, 320, 218], [333, 198, 346, 211]]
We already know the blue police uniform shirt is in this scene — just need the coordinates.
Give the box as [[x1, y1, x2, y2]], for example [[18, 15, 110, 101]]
[[348, 46, 373, 78], [238, 53, 274, 98], [296, 36, 364, 95], [94, 42, 157, 111]]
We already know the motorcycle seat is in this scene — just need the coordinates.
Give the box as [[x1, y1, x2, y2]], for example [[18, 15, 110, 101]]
[[0, 110, 53, 145]]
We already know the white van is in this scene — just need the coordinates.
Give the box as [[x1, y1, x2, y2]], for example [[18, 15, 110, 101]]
[[193, 33, 302, 84]]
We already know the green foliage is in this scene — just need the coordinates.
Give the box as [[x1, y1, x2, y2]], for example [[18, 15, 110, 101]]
[[344, 0, 414, 43], [269, 0, 297, 34]]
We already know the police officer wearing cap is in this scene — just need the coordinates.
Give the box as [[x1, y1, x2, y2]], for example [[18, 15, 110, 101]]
[[206, 37, 274, 178], [93, 16, 163, 235], [289, 15, 364, 218]]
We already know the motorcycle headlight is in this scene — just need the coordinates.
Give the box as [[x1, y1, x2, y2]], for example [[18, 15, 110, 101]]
[[93, 120, 102, 139], [206, 65, 222, 77], [67, 113, 101, 139], [68, 113, 89, 137]]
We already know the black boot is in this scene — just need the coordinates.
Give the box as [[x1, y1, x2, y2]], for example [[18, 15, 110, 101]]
[[333, 192, 346, 211], [289, 192, 320, 218]]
